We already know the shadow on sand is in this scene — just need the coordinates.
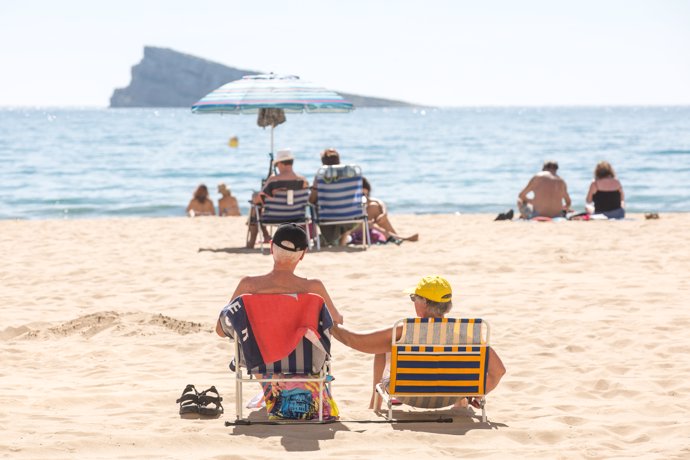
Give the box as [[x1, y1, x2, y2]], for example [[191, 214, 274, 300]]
[[198, 245, 367, 255], [224, 408, 506, 451]]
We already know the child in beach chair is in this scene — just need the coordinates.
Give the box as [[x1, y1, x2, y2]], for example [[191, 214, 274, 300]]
[[217, 292, 338, 422]]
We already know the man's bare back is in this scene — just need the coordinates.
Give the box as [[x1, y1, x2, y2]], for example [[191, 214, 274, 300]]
[[518, 169, 572, 218]]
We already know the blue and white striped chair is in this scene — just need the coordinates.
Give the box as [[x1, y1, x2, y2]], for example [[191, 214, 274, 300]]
[[253, 186, 313, 252], [375, 317, 491, 422], [313, 165, 369, 250]]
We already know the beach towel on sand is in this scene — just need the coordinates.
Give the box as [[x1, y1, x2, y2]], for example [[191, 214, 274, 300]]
[[219, 293, 332, 370]]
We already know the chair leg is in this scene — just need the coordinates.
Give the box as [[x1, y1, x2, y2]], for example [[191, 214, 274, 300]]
[[236, 369, 243, 420], [363, 219, 370, 248], [318, 379, 324, 422]]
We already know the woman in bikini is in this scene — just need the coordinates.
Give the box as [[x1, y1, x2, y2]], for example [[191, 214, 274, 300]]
[[217, 183, 241, 216], [186, 184, 216, 217]]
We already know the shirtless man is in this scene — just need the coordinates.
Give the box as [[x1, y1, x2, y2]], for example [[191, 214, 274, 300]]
[[362, 177, 418, 242], [517, 161, 572, 219], [217, 224, 344, 336], [247, 148, 310, 248]]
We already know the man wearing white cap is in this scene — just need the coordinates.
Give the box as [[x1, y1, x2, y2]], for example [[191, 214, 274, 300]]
[[247, 148, 310, 248], [260, 148, 309, 198]]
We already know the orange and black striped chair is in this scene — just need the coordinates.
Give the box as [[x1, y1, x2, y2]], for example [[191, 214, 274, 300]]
[[375, 317, 491, 422]]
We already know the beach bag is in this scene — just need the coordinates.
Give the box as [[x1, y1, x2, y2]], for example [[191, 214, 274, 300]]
[[263, 375, 339, 421]]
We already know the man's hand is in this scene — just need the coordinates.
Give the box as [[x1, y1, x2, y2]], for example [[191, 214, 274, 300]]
[[332, 311, 344, 325]]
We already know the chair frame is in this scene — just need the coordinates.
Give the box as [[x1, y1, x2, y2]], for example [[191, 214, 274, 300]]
[[374, 318, 491, 422], [232, 338, 332, 423], [312, 165, 370, 250]]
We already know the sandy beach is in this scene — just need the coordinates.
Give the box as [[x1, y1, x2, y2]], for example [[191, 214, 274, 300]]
[[1, 214, 689, 459]]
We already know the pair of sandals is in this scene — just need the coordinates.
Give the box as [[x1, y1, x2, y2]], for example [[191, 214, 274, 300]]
[[176, 384, 224, 418]]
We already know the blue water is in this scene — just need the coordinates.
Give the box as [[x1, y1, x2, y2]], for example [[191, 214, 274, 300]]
[[1, 106, 689, 219]]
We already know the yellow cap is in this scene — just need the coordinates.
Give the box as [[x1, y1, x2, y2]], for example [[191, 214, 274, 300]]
[[404, 275, 452, 303]]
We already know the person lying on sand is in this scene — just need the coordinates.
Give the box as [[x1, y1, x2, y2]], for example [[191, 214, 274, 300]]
[[331, 275, 505, 409]]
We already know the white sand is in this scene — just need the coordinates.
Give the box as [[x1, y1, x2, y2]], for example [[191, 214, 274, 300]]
[[1, 214, 689, 458]]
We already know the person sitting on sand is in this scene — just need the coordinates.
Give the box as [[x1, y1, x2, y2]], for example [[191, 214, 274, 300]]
[[331, 275, 505, 409], [247, 148, 310, 248], [585, 161, 626, 219], [216, 224, 344, 332], [217, 183, 241, 217], [356, 177, 418, 244], [517, 160, 572, 219], [186, 184, 215, 217]]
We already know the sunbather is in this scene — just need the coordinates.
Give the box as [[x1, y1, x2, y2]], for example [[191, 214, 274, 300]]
[[331, 275, 505, 409], [517, 160, 572, 219], [217, 183, 241, 216], [216, 223, 344, 333], [186, 184, 216, 217], [360, 177, 418, 243]]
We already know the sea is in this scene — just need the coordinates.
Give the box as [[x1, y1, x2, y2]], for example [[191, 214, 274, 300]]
[[1, 106, 689, 220]]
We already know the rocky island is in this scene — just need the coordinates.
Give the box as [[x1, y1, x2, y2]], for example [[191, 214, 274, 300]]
[[110, 47, 413, 108]]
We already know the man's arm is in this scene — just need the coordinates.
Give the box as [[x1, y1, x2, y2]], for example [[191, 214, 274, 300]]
[[308, 177, 318, 204], [215, 276, 253, 337], [517, 177, 535, 204], [307, 279, 344, 325], [562, 181, 572, 210]]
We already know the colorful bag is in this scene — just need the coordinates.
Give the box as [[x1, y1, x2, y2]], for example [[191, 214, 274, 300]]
[[263, 375, 339, 421]]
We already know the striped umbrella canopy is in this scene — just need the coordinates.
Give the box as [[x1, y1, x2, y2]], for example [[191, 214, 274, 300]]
[[191, 73, 353, 179], [191, 73, 354, 114]]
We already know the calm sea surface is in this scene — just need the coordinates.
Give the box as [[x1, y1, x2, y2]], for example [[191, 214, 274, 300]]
[[1, 106, 689, 220]]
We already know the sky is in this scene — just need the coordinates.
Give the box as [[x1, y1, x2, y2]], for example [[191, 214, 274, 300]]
[[1, 0, 689, 107]]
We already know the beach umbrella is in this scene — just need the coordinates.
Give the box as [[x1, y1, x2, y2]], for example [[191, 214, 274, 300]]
[[191, 73, 354, 178]]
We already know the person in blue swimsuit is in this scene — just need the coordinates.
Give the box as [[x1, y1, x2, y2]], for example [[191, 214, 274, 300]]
[[585, 161, 626, 219]]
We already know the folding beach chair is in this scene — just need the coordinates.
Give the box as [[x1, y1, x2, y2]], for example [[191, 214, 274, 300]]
[[312, 164, 369, 250], [375, 317, 492, 422], [248, 182, 314, 252], [218, 293, 336, 423]]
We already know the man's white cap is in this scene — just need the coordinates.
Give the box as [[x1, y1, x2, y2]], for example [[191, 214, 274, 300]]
[[274, 148, 294, 165]]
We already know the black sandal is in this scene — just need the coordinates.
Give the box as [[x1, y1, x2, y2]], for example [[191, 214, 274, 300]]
[[176, 384, 199, 416], [198, 386, 224, 417]]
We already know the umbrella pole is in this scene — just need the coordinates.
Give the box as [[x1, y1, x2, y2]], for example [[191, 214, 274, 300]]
[[265, 126, 275, 181]]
